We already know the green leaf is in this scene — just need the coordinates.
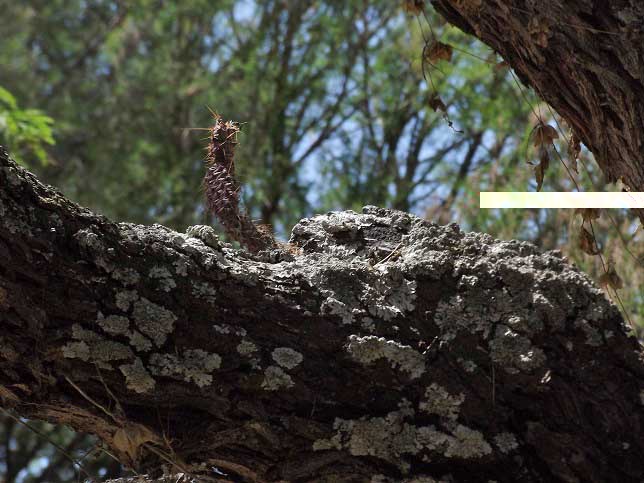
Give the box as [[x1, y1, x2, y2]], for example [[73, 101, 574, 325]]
[[0, 86, 17, 109]]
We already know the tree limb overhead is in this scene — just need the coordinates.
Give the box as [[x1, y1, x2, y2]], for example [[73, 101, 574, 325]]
[[431, 0, 644, 222]]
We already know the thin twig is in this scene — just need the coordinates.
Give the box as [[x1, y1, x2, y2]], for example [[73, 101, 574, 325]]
[[143, 443, 199, 481], [611, 287, 637, 332], [373, 241, 404, 266], [577, 156, 643, 267], [95, 364, 125, 417], [509, 70, 541, 123], [449, 43, 495, 63], [65, 376, 119, 425]]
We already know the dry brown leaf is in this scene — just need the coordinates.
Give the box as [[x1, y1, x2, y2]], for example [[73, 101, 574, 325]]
[[532, 123, 559, 148], [402, 0, 424, 15], [578, 226, 600, 255], [429, 95, 447, 112], [533, 149, 550, 192], [425, 41, 453, 63], [575, 208, 600, 223], [599, 266, 623, 290], [113, 423, 161, 464], [568, 133, 581, 173]]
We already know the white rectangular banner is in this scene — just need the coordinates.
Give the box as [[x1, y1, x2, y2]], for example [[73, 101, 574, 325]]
[[480, 192, 644, 209]]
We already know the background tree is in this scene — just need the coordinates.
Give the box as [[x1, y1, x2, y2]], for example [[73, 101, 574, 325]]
[[0, 0, 642, 480]]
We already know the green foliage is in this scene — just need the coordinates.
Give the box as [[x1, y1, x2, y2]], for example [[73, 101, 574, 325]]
[[318, 13, 533, 218], [0, 86, 54, 166]]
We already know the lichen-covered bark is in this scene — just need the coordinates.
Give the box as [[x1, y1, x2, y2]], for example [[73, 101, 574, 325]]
[[431, 0, 644, 221], [1, 146, 644, 482]]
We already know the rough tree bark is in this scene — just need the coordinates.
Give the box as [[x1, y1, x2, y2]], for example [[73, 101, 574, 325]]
[[430, 0, 644, 222], [1, 146, 643, 482]]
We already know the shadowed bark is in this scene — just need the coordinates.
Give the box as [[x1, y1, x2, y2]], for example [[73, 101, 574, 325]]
[[1, 147, 643, 482], [431, 0, 644, 222]]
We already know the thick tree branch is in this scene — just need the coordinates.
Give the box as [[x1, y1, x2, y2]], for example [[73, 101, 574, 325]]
[[431, 0, 644, 222], [1, 147, 643, 482]]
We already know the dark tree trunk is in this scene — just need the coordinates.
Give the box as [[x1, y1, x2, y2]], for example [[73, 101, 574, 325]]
[[1, 147, 643, 482], [430, 0, 644, 222]]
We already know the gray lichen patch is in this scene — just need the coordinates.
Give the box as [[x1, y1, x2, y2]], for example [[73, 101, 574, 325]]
[[457, 358, 478, 373], [91, 340, 134, 363], [61, 341, 90, 361], [261, 365, 294, 391], [425, 424, 492, 459], [271, 347, 303, 369], [74, 227, 104, 252], [149, 349, 221, 387], [397, 225, 463, 279], [192, 281, 217, 304], [237, 339, 258, 356], [488, 329, 547, 374], [71, 323, 102, 342], [128, 330, 153, 352], [131, 298, 177, 347], [346, 335, 425, 379], [74, 227, 114, 272], [213, 324, 247, 337], [173, 256, 190, 276], [419, 383, 465, 420], [119, 358, 156, 393], [95, 312, 153, 353], [285, 209, 421, 326], [290, 205, 603, 345], [361, 316, 376, 332], [290, 210, 364, 251], [98, 312, 130, 335], [115, 290, 139, 312], [148, 266, 176, 292], [316, 269, 416, 325], [312, 408, 417, 469], [62, 323, 136, 369], [111, 268, 140, 286], [313, 402, 492, 469], [364, 274, 416, 322], [320, 297, 357, 325], [493, 432, 519, 454], [433, 288, 530, 342], [406, 216, 619, 379]]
